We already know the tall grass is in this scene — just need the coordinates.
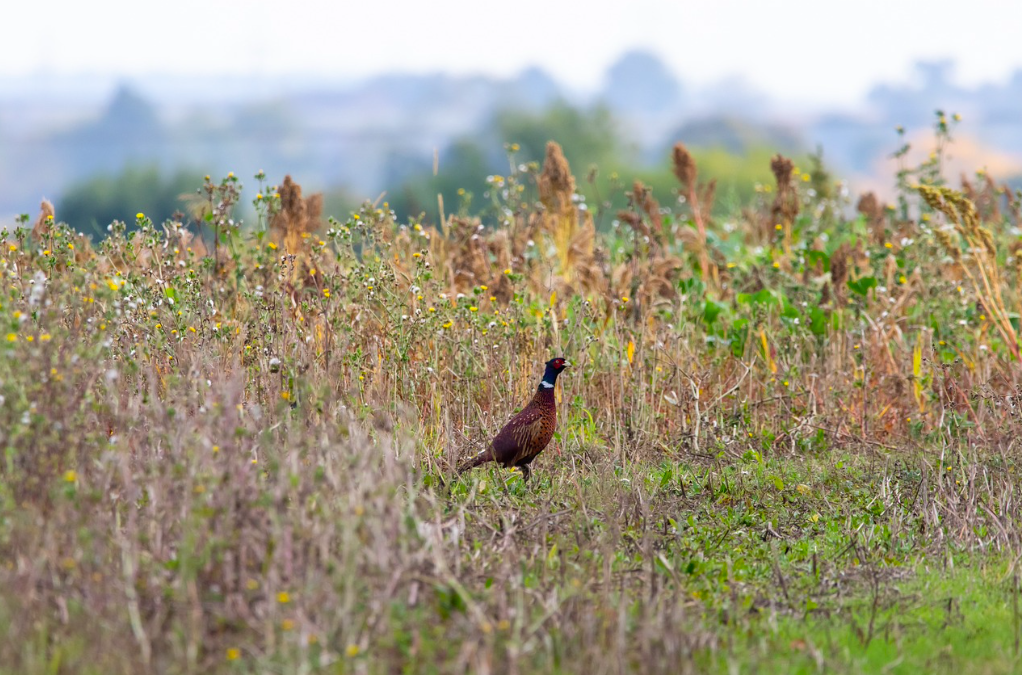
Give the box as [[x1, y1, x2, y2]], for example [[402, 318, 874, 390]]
[[3, 114, 1022, 673]]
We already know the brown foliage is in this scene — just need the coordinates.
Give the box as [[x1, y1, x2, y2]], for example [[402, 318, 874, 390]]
[[829, 243, 849, 306], [856, 192, 888, 245], [537, 141, 575, 213], [770, 154, 799, 228], [270, 175, 323, 255], [32, 199, 55, 238], [961, 172, 1003, 223], [269, 175, 324, 290], [671, 143, 716, 282]]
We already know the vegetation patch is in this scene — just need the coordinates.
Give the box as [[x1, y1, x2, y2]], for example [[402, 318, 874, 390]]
[[2, 113, 1022, 673]]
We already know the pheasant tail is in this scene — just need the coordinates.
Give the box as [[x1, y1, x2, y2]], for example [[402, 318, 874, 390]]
[[457, 448, 495, 474]]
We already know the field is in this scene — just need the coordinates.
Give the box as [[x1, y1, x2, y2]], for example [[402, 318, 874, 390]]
[[4, 117, 1022, 674]]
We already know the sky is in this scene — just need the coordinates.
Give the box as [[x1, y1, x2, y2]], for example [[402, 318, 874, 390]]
[[6, 0, 1022, 106]]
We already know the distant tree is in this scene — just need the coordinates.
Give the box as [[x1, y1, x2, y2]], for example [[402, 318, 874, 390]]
[[385, 102, 630, 224], [59, 166, 203, 239], [55, 85, 167, 177], [387, 100, 776, 226], [601, 50, 682, 113], [500, 67, 561, 110], [631, 146, 781, 217], [386, 140, 492, 221], [322, 186, 361, 223], [665, 116, 803, 156], [494, 101, 628, 170]]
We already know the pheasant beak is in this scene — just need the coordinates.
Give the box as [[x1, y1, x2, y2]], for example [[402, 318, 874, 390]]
[[563, 361, 571, 368]]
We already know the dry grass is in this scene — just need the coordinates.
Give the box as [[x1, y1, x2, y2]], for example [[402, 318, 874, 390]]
[[2, 132, 1022, 673]]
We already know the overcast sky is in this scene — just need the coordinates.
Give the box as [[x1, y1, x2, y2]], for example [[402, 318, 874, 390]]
[[6, 0, 1022, 105]]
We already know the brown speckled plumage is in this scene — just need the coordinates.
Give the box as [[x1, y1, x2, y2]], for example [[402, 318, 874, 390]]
[[458, 357, 568, 482]]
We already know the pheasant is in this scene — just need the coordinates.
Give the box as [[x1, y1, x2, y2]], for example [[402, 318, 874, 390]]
[[458, 357, 569, 482]]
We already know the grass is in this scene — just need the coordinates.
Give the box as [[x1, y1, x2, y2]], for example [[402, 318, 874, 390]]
[[3, 112, 1022, 673]]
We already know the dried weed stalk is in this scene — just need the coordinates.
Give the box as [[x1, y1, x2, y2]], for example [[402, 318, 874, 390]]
[[770, 154, 799, 261], [31, 199, 55, 238], [918, 184, 1020, 361], [856, 192, 887, 245], [672, 143, 716, 281]]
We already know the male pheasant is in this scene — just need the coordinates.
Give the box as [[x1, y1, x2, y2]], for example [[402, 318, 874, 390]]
[[458, 357, 569, 482]]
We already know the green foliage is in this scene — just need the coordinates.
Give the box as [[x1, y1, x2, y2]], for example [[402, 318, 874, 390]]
[[386, 101, 781, 224], [494, 101, 626, 171], [630, 145, 780, 214], [59, 165, 203, 239]]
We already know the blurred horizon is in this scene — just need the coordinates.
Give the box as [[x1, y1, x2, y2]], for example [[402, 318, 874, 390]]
[[4, 0, 1022, 230], [9, 0, 1022, 103]]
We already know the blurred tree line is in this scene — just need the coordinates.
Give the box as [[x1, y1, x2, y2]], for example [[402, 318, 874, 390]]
[[386, 101, 780, 227], [60, 167, 203, 240], [57, 100, 783, 237]]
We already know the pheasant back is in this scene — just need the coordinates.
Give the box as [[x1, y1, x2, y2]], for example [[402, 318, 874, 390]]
[[458, 357, 568, 482]]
